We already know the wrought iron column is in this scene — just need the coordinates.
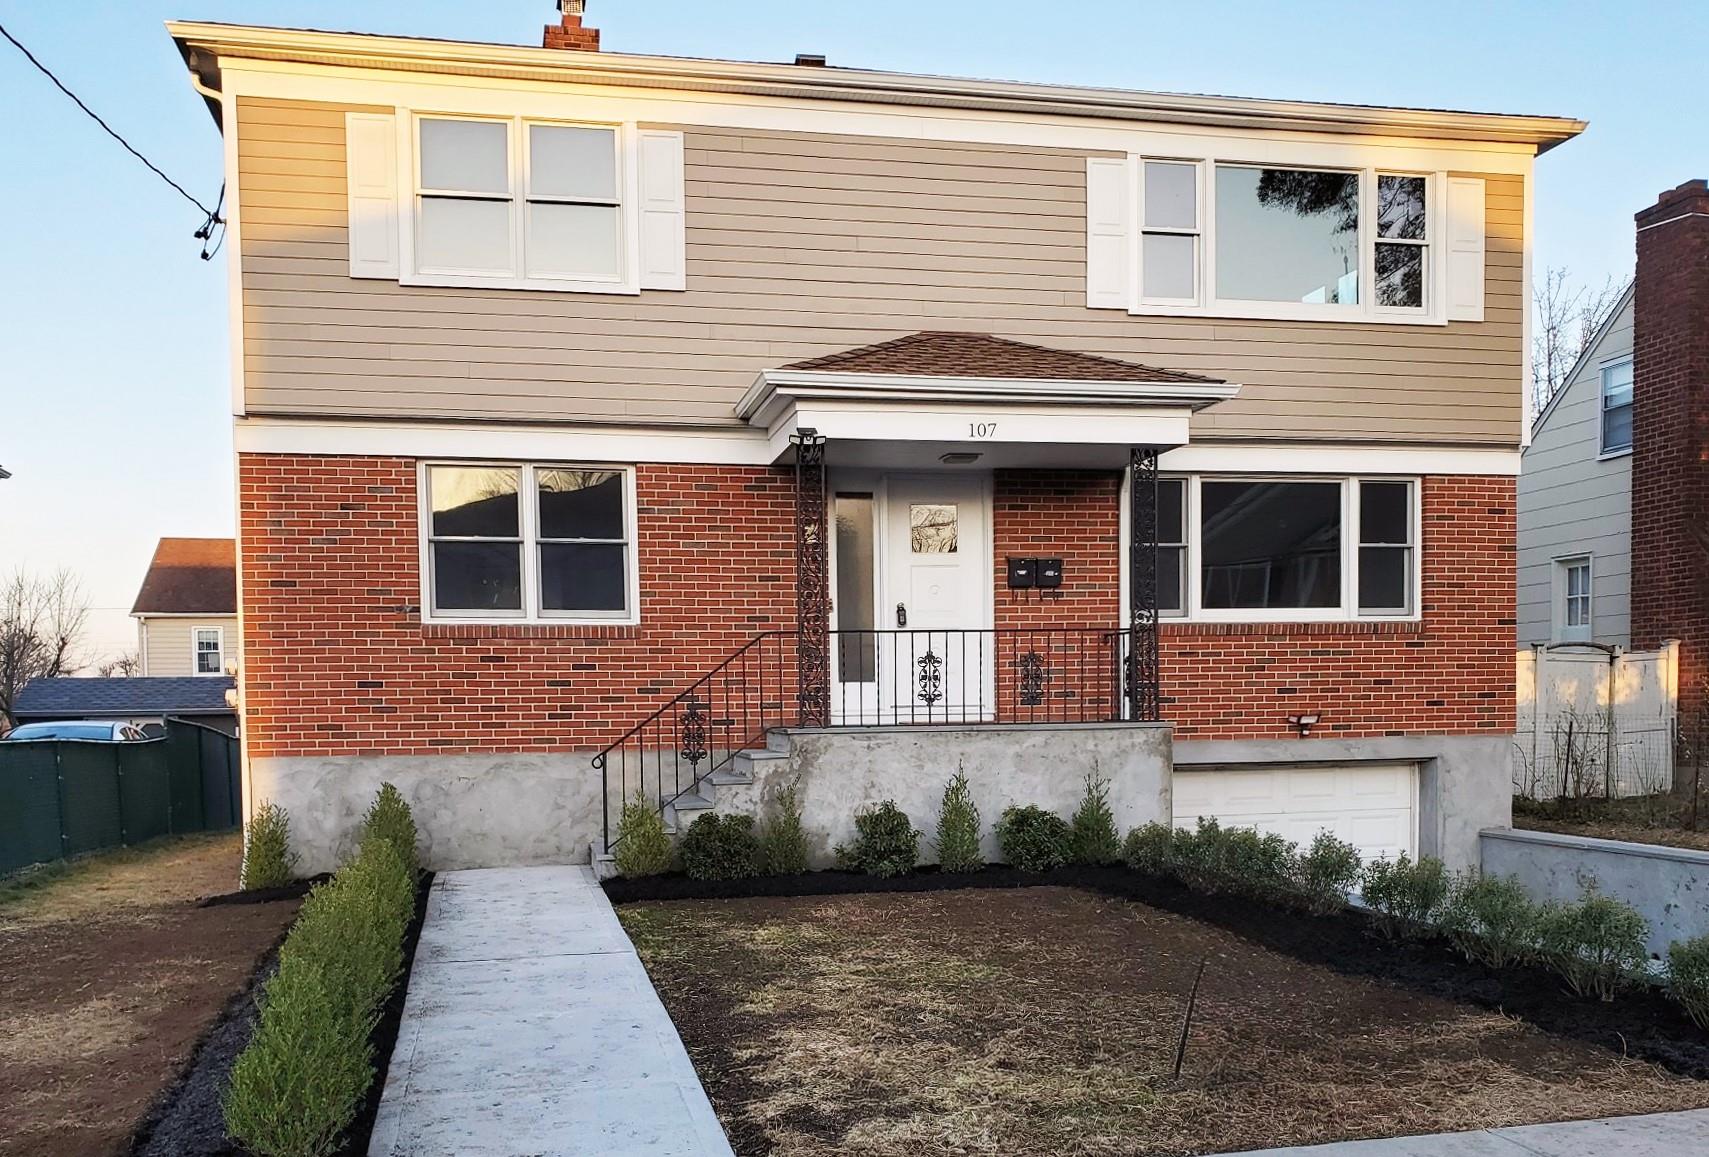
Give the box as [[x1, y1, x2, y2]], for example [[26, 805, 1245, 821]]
[[792, 429, 830, 727], [1128, 446, 1162, 721]]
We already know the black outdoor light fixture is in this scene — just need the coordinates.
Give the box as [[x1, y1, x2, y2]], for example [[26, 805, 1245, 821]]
[[1287, 712, 1322, 737]]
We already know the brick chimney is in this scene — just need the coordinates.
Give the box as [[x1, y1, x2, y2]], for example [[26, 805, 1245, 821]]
[[544, 0, 600, 51], [1631, 179, 1709, 724]]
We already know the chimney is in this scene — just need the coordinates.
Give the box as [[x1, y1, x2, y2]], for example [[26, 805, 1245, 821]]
[[1631, 179, 1709, 719], [544, 0, 600, 51]]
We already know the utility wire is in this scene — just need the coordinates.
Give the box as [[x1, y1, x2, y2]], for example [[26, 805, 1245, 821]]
[[0, 20, 226, 258]]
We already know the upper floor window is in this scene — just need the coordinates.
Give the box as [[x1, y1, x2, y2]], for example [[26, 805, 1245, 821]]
[[413, 116, 624, 290], [423, 463, 636, 623], [194, 628, 224, 675], [1142, 476, 1417, 622], [1600, 358, 1634, 455]]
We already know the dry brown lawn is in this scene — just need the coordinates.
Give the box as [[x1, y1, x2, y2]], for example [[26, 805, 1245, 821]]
[[620, 888, 1709, 1157]]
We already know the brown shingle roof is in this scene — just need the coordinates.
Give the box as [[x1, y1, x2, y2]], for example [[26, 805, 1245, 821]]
[[131, 538, 237, 615], [782, 332, 1224, 385]]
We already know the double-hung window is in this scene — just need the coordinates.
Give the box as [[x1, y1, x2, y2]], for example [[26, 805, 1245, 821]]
[[1600, 358, 1634, 455], [414, 116, 623, 288], [424, 463, 635, 623], [1555, 556, 1593, 642], [1142, 476, 1418, 621], [194, 628, 224, 675], [1374, 175, 1429, 310], [1141, 162, 1201, 303]]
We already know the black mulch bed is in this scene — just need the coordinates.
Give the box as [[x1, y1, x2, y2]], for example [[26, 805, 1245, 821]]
[[197, 874, 333, 907], [606, 864, 1709, 1079], [129, 871, 435, 1157]]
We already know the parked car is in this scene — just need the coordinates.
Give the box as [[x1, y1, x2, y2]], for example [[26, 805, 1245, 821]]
[[3, 721, 151, 742]]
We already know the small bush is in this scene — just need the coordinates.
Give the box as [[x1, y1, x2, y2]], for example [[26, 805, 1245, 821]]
[[995, 805, 1072, 873], [241, 801, 298, 892], [933, 769, 983, 873], [224, 834, 416, 1157], [1535, 888, 1650, 1001], [1440, 872, 1541, 969], [1122, 822, 1177, 876], [679, 813, 762, 881], [760, 780, 810, 876], [1069, 772, 1122, 866], [1360, 853, 1449, 940], [1294, 832, 1361, 915], [1216, 825, 1295, 896], [1667, 935, 1709, 1028], [613, 793, 674, 879], [835, 800, 920, 877], [360, 783, 419, 877]]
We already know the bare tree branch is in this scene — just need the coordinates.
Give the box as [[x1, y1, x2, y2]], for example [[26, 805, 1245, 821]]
[[97, 651, 140, 678], [1532, 266, 1627, 414], [0, 568, 92, 727]]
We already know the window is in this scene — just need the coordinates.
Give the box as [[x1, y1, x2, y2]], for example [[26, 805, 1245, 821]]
[[194, 628, 224, 675], [1600, 359, 1634, 454], [1375, 175, 1428, 309], [1141, 162, 1200, 302], [1137, 476, 1418, 621], [1556, 557, 1592, 642], [834, 493, 877, 682], [414, 116, 622, 287], [424, 463, 634, 622], [1215, 166, 1361, 306]]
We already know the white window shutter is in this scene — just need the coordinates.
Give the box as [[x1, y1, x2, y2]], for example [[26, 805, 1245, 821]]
[[1085, 157, 1131, 310], [1445, 176, 1485, 322], [637, 130, 687, 291], [345, 112, 399, 280]]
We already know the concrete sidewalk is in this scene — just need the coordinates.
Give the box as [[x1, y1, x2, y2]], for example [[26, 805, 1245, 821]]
[[368, 865, 734, 1157], [1215, 1109, 1709, 1157]]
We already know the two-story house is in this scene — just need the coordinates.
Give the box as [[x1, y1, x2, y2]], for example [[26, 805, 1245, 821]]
[[131, 537, 240, 677], [169, 5, 1583, 874]]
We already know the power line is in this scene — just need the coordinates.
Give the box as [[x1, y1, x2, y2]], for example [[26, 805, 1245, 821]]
[[0, 20, 225, 258]]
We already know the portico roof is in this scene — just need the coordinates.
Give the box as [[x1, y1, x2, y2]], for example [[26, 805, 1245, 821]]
[[736, 332, 1240, 468]]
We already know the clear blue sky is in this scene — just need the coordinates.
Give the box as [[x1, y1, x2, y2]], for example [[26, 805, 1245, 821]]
[[1, 0, 1702, 662]]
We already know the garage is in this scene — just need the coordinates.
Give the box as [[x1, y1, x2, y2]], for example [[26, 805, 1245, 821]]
[[1171, 762, 1418, 863]]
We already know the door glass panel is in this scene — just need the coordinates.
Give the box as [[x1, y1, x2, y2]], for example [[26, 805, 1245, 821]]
[[835, 494, 876, 682], [909, 504, 958, 553]]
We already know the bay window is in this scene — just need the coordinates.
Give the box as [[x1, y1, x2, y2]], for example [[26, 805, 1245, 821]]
[[413, 115, 624, 288], [424, 463, 635, 622], [1137, 476, 1419, 621]]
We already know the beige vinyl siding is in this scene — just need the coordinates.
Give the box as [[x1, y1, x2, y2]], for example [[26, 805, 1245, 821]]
[[139, 616, 240, 678], [237, 97, 1525, 444], [1516, 295, 1634, 645]]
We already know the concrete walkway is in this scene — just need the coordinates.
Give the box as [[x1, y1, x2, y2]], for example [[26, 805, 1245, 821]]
[[1214, 1109, 1709, 1157], [368, 866, 734, 1157]]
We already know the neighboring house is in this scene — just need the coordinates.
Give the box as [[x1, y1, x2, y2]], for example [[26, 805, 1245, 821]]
[[11, 676, 238, 736], [131, 538, 240, 677], [1518, 285, 1635, 646], [1517, 179, 1709, 732], [168, 6, 1585, 875]]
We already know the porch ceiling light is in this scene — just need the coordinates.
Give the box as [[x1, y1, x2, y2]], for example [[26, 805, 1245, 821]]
[[940, 452, 982, 464]]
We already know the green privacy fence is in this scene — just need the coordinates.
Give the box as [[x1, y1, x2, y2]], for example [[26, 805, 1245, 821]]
[[0, 718, 242, 875]]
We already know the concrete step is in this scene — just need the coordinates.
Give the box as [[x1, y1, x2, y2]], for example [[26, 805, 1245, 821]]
[[662, 789, 715, 830], [732, 747, 791, 777]]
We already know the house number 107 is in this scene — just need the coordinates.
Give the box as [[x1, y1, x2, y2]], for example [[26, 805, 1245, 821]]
[[968, 422, 998, 438]]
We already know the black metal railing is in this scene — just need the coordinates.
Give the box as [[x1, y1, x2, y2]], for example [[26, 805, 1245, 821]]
[[594, 626, 1146, 854]]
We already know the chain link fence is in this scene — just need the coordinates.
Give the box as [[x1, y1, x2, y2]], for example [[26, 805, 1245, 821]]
[[0, 718, 241, 875]]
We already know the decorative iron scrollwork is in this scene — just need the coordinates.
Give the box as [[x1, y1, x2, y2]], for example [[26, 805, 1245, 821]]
[[1017, 650, 1047, 706], [917, 650, 944, 705], [1128, 445, 1162, 722], [679, 697, 708, 766], [793, 429, 830, 726]]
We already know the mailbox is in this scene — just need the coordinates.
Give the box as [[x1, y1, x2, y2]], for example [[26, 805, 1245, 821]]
[[1006, 557, 1036, 588], [1037, 557, 1063, 588]]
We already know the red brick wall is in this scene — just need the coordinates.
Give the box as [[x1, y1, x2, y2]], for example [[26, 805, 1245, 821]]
[[1631, 180, 1709, 722], [238, 454, 795, 757], [240, 458, 1513, 757]]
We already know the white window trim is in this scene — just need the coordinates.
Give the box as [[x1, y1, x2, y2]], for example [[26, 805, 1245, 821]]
[[1597, 355, 1635, 459], [417, 461, 641, 626], [1552, 554, 1593, 643], [1159, 474, 1422, 624], [399, 112, 642, 295], [1129, 159, 1446, 326], [192, 626, 225, 677]]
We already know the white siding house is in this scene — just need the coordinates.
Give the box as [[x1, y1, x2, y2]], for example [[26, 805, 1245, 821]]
[[1517, 285, 1634, 645]]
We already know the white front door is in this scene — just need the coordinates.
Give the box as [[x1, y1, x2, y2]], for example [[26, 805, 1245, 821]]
[[879, 474, 992, 722]]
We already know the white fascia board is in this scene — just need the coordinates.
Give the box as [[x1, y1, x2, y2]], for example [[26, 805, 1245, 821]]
[[764, 400, 1193, 460], [169, 22, 1583, 153], [737, 369, 1240, 424], [209, 58, 1542, 177]]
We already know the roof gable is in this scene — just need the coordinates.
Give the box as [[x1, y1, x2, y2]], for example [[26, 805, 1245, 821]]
[[131, 538, 237, 615], [1529, 282, 1635, 441]]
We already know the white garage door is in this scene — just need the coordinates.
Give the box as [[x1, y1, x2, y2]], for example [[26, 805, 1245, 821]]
[[1172, 763, 1417, 862]]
